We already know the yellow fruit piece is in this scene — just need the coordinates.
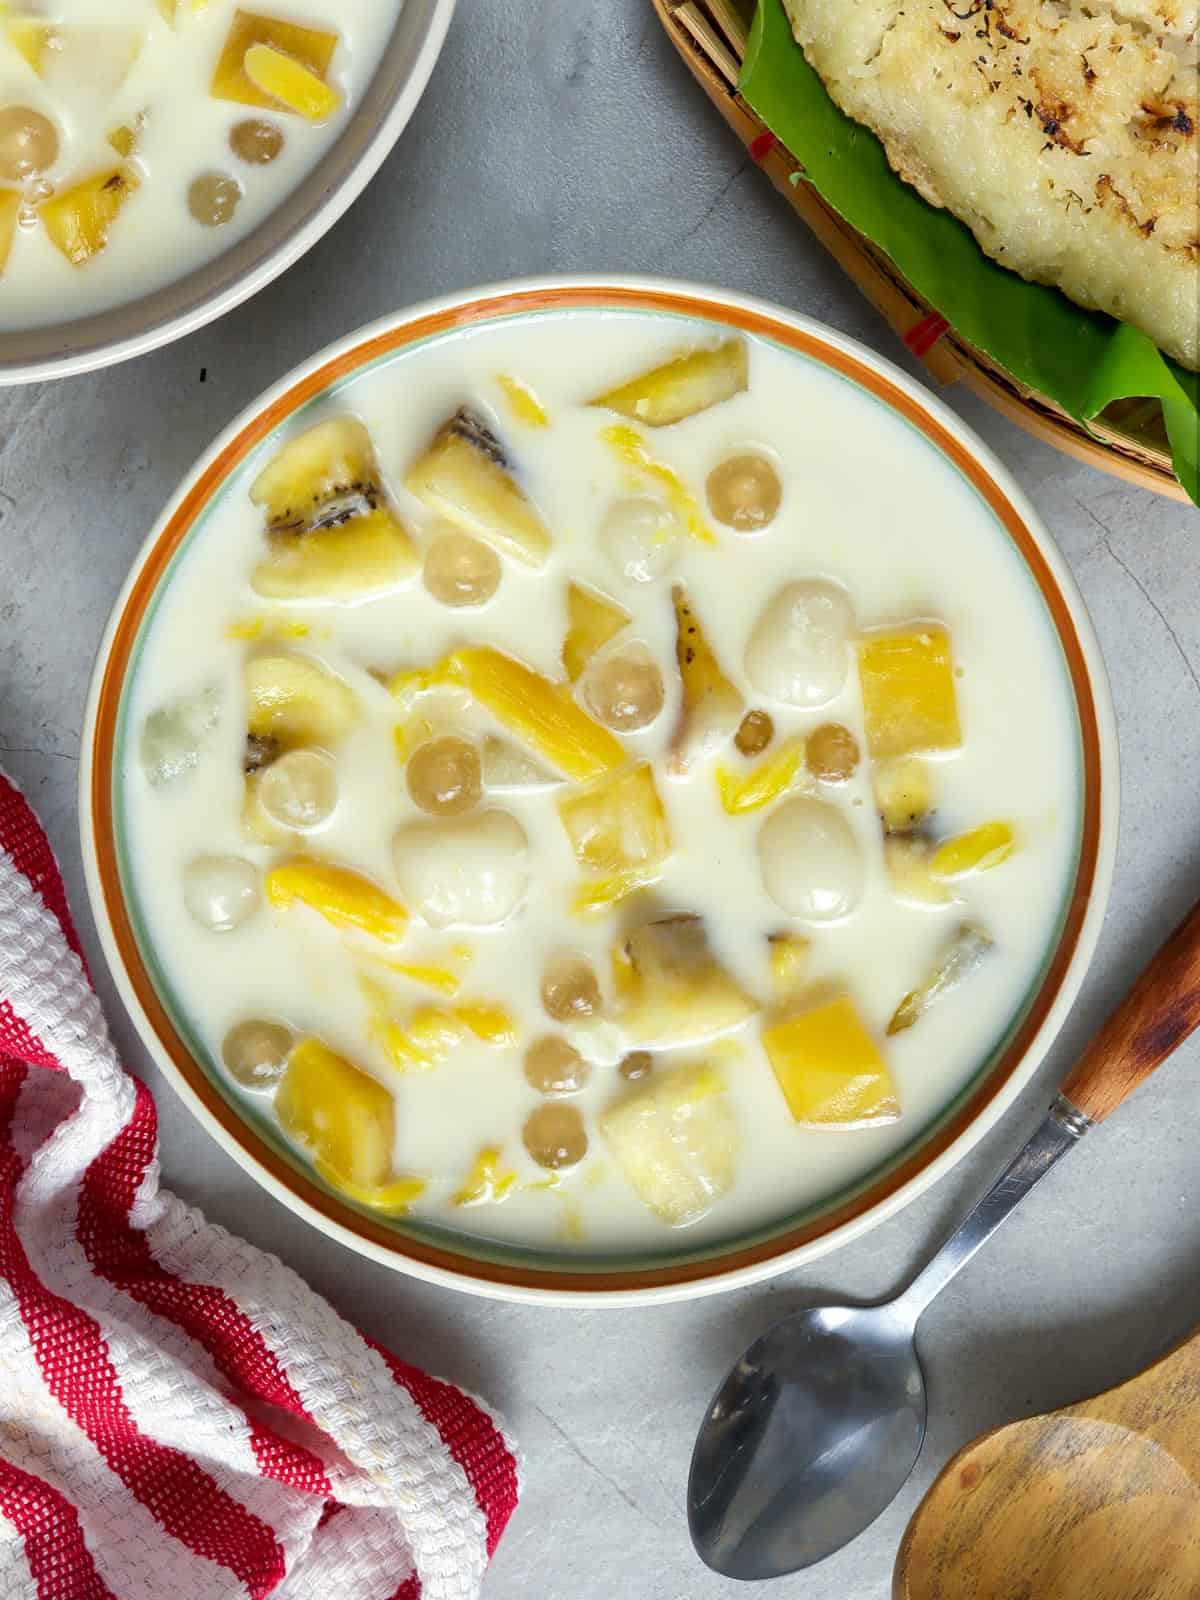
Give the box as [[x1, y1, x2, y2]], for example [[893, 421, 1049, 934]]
[[559, 762, 670, 876], [571, 866, 661, 917], [763, 997, 900, 1128], [601, 424, 714, 544], [883, 835, 953, 906], [930, 821, 1015, 879], [42, 168, 138, 267], [601, 1061, 736, 1227], [267, 859, 409, 944], [249, 417, 416, 598], [404, 407, 551, 569], [366, 1003, 460, 1074], [276, 1037, 394, 1190], [361, 953, 468, 997], [245, 653, 359, 747], [453, 1146, 518, 1207], [388, 664, 447, 713], [243, 41, 339, 120], [616, 913, 758, 1049], [211, 10, 337, 110], [496, 373, 549, 428], [0, 190, 19, 277], [454, 1002, 517, 1046], [858, 625, 962, 761], [562, 581, 631, 682], [253, 509, 417, 601], [874, 755, 934, 834], [768, 933, 811, 997], [7, 20, 41, 70], [318, 1170, 426, 1215], [590, 338, 748, 427], [226, 615, 309, 641], [670, 581, 744, 774], [252, 417, 376, 531], [441, 646, 625, 781], [408, 1005, 466, 1052], [716, 736, 806, 815], [361, 977, 513, 1070]]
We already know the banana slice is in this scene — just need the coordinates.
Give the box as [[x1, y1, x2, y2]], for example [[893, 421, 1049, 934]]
[[669, 582, 744, 774], [249, 417, 417, 600], [615, 914, 758, 1050], [404, 407, 552, 569]]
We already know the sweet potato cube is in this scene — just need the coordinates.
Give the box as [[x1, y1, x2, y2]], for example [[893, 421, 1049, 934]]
[[558, 763, 670, 876], [211, 10, 337, 108], [763, 996, 899, 1128], [858, 626, 961, 760], [276, 1037, 394, 1190]]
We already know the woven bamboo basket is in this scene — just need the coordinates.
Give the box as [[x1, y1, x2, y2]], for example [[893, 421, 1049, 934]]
[[654, 0, 1187, 502]]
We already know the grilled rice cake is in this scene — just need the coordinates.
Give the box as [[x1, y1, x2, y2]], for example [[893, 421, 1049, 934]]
[[782, 0, 1199, 369]]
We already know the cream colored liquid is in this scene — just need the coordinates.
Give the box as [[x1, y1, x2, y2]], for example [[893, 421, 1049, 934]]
[[0, 0, 398, 329], [121, 310, 1081, 1256]]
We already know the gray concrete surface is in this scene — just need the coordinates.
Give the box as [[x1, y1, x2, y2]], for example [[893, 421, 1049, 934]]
[[2, 2, 1199, 1595]]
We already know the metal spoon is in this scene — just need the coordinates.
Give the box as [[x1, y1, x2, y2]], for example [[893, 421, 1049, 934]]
[[689, 896, 1200, 1580]]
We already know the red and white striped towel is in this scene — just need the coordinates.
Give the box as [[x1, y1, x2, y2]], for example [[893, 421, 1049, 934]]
[[0, 771, 519, 1599]]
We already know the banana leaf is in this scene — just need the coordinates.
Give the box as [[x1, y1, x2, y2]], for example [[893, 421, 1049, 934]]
[[740, 0, 1200, 506]]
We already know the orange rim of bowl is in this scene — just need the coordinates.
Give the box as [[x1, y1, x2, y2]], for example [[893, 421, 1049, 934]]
[[90, 284, 1103, 1295]]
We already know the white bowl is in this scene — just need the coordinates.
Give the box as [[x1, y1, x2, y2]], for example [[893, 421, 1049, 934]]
[[80, 276, 1119, 1304], [0, 0, 455, 384]]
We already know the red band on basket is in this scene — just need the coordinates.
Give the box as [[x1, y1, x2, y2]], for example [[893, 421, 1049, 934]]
[[748, 130, 777, 165], [904, 313, 950, 359]]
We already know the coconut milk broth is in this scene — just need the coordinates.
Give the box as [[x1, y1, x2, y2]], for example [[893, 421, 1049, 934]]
[[121, 310, 1081, 1255], [0, 0, 398, 329]]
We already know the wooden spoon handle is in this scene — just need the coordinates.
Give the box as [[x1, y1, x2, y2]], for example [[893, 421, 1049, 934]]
[[1061, 896, 1200, 1123]]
